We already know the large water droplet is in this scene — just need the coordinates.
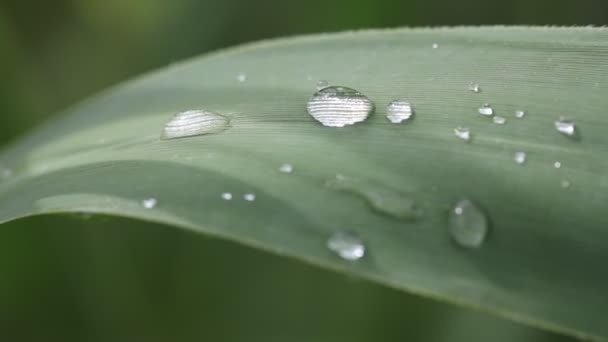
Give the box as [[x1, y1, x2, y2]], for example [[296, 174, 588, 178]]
[[316, 80, 329, 90], [554, 117, 576, 137], [306, 86, 374, 127], [454, 127, 471, 141], [514, 151, 526, 165], [327, 230, 365, 261], [515, 110, 525, 118], [448, 199, 488, 249], [162, 110, 230, 140], [279, 163, 294, 174], [326, 175, 422, 220], [386, 100, 414, 124], [493, 116, 507, 125], [221, 192, 233, 200], [478, 104, 494, 116], [468, 83, 481, 93], [554, 161, 562, 169], [243, 193, 256, 202], [142, 198, 158, 209]]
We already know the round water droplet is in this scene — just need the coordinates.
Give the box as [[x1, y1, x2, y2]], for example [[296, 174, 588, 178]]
[[386, 100, 414, 124], [142, 198, 158, 209], [279, 163, 294, 174], [432, 43, 439, 49], [221, 192, 233, 200], [316, 80, 329, 90], [162, 110, 230, 140], [306, 86, 374, 127], [554, 161, 562, 169], [515, 110, 525, 118], [478, 104, 494, 116], [454, 127, 471, 141], [468, 83, 481, 93], [243, 193, 256, 202], [493, 116, 507, 125], [237, 73, 247, 82], [554, 117, 576, 137], [448, 199, 488, 249], [514, 151, 526, 165], [327, 230, 365, 261]]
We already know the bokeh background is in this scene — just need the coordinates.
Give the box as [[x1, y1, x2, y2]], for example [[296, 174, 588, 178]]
[[0, 0, 604, 341]]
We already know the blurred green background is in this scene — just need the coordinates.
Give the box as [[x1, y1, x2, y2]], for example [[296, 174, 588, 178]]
[[0, 0, 604, 340]]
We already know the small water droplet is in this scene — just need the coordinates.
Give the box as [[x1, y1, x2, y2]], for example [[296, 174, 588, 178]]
[[243, 193, 256, 202], [221, 192, 233, 200], [454, 127, 471, 141], [478, 104, 494, 116], [468, 83, 481, 93], [142, 198, 158, 209], [432, 43, 439, 49], [0, 167, 12, 180], [514, 152, 526, 165], [162, 110, 230, 140], [386, 100, 414, 124], [316, 80, 329, 90], [554, 161, 562, 169], [306, 86, 374, 127], [515, 110, 525, 118], [279, 163, 294, 174], [448, 199, 488, 249], [554, 117, 576, 137], [326, 175, 422, 220], [561, 180, 571, 188], [327, 230, 365, 261], [493, 116, 507, 125], [237, 73, 247, 82]]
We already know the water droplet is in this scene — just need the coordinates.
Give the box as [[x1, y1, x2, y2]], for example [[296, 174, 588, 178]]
[[386, 100, 414, 124], [161, 110, 230, 140], [561, 180, 571, 188], [327, 230, 365, 261], [432, 43, 439, 49], [316, 80, 329, 90], [454, 127, 471, 141], [326, 175, 422, 220], [142, 198, 158, 209], [514, 151, 526, 165], [448, 199, 488, 249], [237, 73, 247, 82], [554, 117, 576, 137], [554, 161, 562, 169], [279, 163, 294, 174], [221, 192, 233, 200], [468, 83, 480, 93], [493, 116, 507, 125], [243, 193, 256, 202], [478, 104, 494, 116], [515, 110, 525, 118], [306, 86, 374, 127]]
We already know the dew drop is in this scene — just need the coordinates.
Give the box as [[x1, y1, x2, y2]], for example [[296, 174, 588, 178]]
[[454, 127, 471, 141], [243, 193, 256, 202], [515, 110, 525, 118], [468, 83, 481, 93], [279, 163, 294, 174], [142, 198, 158, 209], [386, 100, 414, 124], [326, 175, 422, 220], [478, 104, 494, 116], [432, 43, 439, 49], [493, 116, 507, 125], [514, 151, 526, 165], [327, 230, 365, 261], [306, 86, 374, 127], [236, 73, 247, 83], [161, 110, 230, 140], [554, 117, 576, 137], [221, 192, 233, 200], [554, 161, 562, 169], [561, 180, 571, 188], [316, 80, 329, 90], [448, 199, 488, 249]]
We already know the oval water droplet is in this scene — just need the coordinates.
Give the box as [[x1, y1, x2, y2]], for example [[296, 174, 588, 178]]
[[279, 163, 294, 174], [468, 83, 481, 93], [478, 104, 494, 116], [142, 198, 158, 209], [515, 110, 525, 118], [554, 117, 576, 137], [316, 80, 329, 90], [386, 100, 414, 124], [243, 193, 256, 202], [327, 230, 365, 261], [554, 161, 562, 169], [561, 180, 571, 188], [454, 127, 471, 141], [514, 151, 526, 165], [306, 86, 374, 127], [493, 116, 507, 125], [236, 73, 247, 83], [432, 43, 439, 49], [448, 199, 488, 249], [326, 175, 422, 220], [221, 192, 233, 200], [162, 110, 230, 140]]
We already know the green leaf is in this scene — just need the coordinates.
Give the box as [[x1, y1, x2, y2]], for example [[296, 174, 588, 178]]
[[1, 27, 607, 340]]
